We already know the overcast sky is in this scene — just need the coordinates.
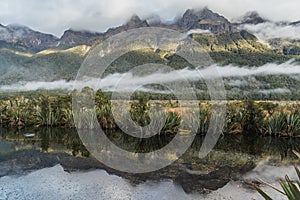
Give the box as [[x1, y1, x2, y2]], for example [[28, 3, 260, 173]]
[[0, 0, 299, 37]]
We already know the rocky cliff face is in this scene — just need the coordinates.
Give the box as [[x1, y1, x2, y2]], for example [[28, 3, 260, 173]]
[[58, 29, 102, 49], [0, 24, 59, 53], [0, 24, 104, 53], [176, 8, 234, 33], [238, 11, 268, 25], [105, 15, 149, 37]]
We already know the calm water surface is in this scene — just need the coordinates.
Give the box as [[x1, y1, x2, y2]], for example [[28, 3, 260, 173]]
[[0, 127, 299, 194]]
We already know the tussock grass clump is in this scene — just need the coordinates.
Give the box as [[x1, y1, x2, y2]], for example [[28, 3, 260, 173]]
[[0, 91, 300, 137]]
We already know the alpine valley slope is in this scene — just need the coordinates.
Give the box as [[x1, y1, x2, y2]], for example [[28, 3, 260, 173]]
[[0, 8, 299, 100]]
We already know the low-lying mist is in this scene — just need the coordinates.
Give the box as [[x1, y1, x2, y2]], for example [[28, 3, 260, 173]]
[[0, 60, 299, 95]]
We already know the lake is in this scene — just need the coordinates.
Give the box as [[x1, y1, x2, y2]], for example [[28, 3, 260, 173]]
[[0, 127, 299, 199]]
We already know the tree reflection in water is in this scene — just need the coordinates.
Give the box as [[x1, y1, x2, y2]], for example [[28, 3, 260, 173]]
[[0, 127, 299, 161]]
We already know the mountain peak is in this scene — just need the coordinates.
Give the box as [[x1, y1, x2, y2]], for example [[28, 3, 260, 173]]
[[129, 15, 142, 22], [177, 8, 233, 33], [104, 14, 149, 37], [62, 29, 100, 36], [183, 8, 229, 23], [239, 11, 267, 24], [125, 14, 149, 28]]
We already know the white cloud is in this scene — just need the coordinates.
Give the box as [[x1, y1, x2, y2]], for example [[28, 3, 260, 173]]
[[186, 29, 211, 35], [258, 88, 291, 94], [225, 79, 248, 87], [240, 22, 300, 40]]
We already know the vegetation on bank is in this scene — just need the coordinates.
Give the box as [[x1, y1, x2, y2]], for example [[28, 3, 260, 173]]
[[0, 90, 300, 137], [254, 165, 300, 200], [254, 151, 300, 200]]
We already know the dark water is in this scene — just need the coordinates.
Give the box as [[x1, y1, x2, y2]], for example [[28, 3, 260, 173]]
[[0, 127, 299, 193], [1, 127, 299, 159]]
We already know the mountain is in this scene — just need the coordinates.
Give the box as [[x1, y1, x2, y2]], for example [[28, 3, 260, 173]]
[[0, 16, 149, 53], [0, 8, 299, 85], [191, 30, 286, 66], [58, 29, 102, 49], [236, 12, 300, 56], [104, 15, 149, 37], [268, 38, 300, 56], [0, 24, 59, 53], [96, 8, 235, 38], [1, 8, 298, 55], [0, 8, 267, 54], [238, 11, 268, 25], [0, 24, 102, 53], [176, 8, 234, 33], [0, 45, 89, 84]]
